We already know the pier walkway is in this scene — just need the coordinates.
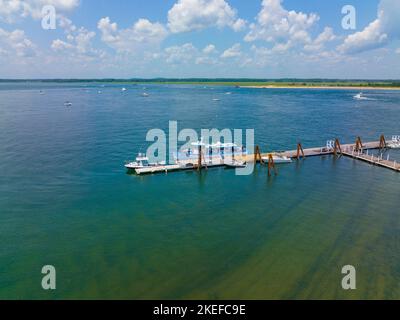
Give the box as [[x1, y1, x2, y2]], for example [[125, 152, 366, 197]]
[[342, 149, 400, 172], [132, 137, 399, 175]]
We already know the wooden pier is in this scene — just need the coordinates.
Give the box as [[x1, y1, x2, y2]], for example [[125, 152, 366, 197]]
[[131, 136, 400, 175]]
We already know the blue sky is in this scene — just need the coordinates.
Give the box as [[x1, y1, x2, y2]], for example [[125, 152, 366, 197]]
[[0, 0, 399, 79]]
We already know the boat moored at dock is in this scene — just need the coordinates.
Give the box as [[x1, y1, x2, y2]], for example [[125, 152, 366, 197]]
[[125, 153, 165, 170], [262, 153, 292, 164], [387, 136, 400, 149]]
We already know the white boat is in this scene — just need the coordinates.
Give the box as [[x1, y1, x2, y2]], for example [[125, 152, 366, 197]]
[[64, 101, 72, 107], [387, 135, 400, 149], [225, 159, 246, 168], [353, 92, 373, 100], [121, 87, 127, 92], [212, 98, 220, 101], [141, 92, 149, 97], [125, 153, 164, 170], [262, 154, 292, 164]]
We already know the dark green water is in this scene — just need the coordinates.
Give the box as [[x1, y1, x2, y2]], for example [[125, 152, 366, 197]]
[[0, 83, 399, 299]]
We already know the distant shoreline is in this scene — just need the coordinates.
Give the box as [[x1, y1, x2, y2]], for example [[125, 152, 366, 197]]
[[1, 79, 400, 90], [241, 85, 400, 90]]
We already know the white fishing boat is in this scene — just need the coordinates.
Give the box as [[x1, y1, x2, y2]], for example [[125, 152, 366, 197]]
[[262, 153, 292, 164], [387, 135, 400, 149], [125, 153, 164, 170], [121, 87, 127, 92]]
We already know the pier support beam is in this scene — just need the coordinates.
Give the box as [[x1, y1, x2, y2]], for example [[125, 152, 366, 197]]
[[295, 143, 305, 159], [197, 145, 207, 170], [334, 139, 342, 156], [268, 154, 277, 177], [355, 136, 363, 152], [379, 134, 387, 149], [254, 146, 265, 165]]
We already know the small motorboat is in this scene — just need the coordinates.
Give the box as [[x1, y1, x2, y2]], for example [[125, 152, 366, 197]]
[[121, 87, 127, 92], [212, 98, 220, 101], [262, 154, 292, 164], [225, 159, 246, 168], [387, 135, 400, 149], [64, 101, 72, 107], [39, 90, 45, 95], [141, 92, 149, 97], [125, 153, 164, 170]]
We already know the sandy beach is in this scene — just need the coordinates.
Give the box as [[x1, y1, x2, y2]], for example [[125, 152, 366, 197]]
[[241, 85, 400, 90]]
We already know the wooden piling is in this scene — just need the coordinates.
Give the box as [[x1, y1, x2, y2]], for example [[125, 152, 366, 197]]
[[296, 143, 305, 159], [197, 145, 202, 171], [379, 134, 387, 149], [355, 136, 363, 152], [268, 154, 277, 176], [334, 138, 342, 155], [254, 146, 265, 165]]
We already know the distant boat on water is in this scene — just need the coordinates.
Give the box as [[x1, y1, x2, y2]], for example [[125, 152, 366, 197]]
[[354, 92, 364, 100], [64, 101, 72, 107], [121, 88, 127, 92], [353, 92, 376, 101], [141, 92, 149, 97], [212, 98, 220, 101]]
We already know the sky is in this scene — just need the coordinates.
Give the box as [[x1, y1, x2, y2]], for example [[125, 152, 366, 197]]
[[0, 0, 399, 79]]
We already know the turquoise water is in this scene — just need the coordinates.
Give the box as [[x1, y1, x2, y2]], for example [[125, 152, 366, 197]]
[[0, 83, 399, 299]]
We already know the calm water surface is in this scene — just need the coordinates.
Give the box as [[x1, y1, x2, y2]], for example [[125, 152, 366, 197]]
[[0, 83, 399, 299]]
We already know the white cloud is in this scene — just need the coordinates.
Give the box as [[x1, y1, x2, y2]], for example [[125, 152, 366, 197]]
[[51, 16, 106, 62], [221, 43, 241, 58], [245, 0, 319, 48], [396, 48, 400, 54], [0, 27, 37, 57], [167, 0, 246, 33], [164, 43, 198, 64], [161, 43, 220, 65], [339, 0, 400, 54], [98, 17, 168, 53], [0, 0, 79, 22], [203, 44, 217, 54], [304, 27, 336, 52]]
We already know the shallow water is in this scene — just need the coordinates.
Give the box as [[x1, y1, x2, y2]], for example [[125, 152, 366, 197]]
[[0, 83, 399, 299]]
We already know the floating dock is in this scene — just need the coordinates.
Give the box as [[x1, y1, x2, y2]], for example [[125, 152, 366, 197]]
[[132, 135, 399, 175], [342, 149, 400, 172]]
